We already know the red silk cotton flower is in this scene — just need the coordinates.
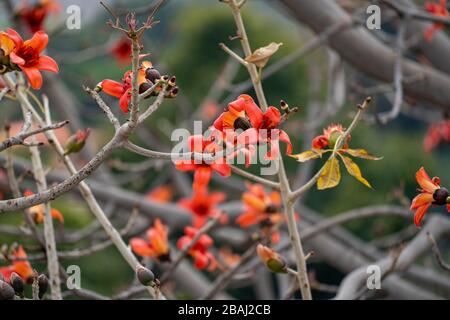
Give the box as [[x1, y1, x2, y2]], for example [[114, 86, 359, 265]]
[[236, 183, 287, 244], [100, 61, 157, 113], [312, 124, 349, 150], [175, 134, 231, 188], [0, 28, 58, 89], [424, 0, 449, 41], [177, 226, 217, 271], [130, 218, 170, 261], [213, 94, 292, 161], [423, 119, 450, 152], [410, 167, 450, 228], [16, 0, 60, 33], [109, 37, 132, 65], [0, 245, 34, 284], [178, 187, 226, 228]]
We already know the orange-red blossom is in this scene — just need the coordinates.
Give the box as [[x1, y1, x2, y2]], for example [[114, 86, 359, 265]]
[[177, 226, 217, 271], [410, 167, 450, 228], [130, 218, 170, 261], [0, 28, 58, 89], [0, 246, 34, 284]]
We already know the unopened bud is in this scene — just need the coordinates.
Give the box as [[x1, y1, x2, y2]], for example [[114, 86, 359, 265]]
[[37, 274, 48, 299], [256, 244, 287, 274], [0, 280, 15, 300], [136, 266, 155, 286], [433, 187, 449, 205], [10, 272, 24, 295], [94, 82, 103, 93], [139, 82, 152, 95], [145, 68, 161, 83]]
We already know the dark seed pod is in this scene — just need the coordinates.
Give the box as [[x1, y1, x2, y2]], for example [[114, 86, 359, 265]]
[[10, 272, 24, 295], [139, 82, 152, 95], [136, 266, 155, 286], [0, 280, 15, 300], [145, 68, 161, 83], [433, 187, 449, 205], [37, 274, 48, 299], [234, 117, 252, 130]]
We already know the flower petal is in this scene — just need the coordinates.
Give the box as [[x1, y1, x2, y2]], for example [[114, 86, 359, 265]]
[[23, 31, 48, 53], [264, 107, 281, 128], [38, 55, 59, 73], [410, 193, 434, 210], [193, 166, 212, 188], [6, 28, 23, 47], [21, 67, 43, 89], [240, 94, 263, 128], [0, 32, 16, 55], [416, 167, 439, 193], [9, 51, 25, 66], [101, 79, 125, 98], [413, 203, 430, 228], [210, 162, 231, 177], [119, 91, 131, 113]]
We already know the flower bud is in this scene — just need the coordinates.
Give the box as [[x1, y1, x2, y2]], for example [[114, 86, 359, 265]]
[[0, 280, 15, 300], [328, 130, 342, 149], [256, 244, 287, 274], [433, 187, 449, 205], [139, 82, 152, 95], [145, 68, 161, 83], [136, 266, 155, 286], [37, 274, 48, 299], [10, 272, 24, 295]]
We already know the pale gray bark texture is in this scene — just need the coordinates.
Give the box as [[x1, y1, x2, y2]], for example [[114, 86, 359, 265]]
[[278, 0, 450, 111]]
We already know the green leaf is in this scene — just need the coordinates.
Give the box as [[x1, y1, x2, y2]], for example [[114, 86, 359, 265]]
[[317, 157, 341, 190], [290, 149, 326, 163], [340, 155, 372, 188], [344, 148, 382, 160]]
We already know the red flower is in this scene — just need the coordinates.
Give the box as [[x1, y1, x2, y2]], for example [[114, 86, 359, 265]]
[[1, 28, 58, 89], [179, 187, 226, 228], [213, 94, 292, 160], [23, 190, 64, 224], [0, 246, 34, 283], [424, 0, 449, 41], [410, 167, 450, 228], [175, 134, 231, 188], [109, 37, 132, 65], [177, 226, 217, 271], [100, 61, 153, 113], [16, 0, 60, 33], [423, 119, 450, 152], [130, 218, 170, 261], [312, 124, 349, 150], [146, 185, 173, 203], [235, 183, 285, 243]]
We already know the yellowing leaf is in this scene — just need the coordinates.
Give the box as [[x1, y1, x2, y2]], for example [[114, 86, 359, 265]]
[[290, 149, 325, 162], [317, 157, 341, 190], [340, 155, 372, 188], [245, 42, 283, 68], [345, 148, 382, 160]]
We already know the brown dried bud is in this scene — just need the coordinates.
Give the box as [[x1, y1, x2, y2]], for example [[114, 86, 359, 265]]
[[0, 280, 15, 300], [145, 68, 161, 83], [37, 274, 48, 299], [136, 266, 155, 286], [433, 187, 449, 205], [10, 272, 24, 294]]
